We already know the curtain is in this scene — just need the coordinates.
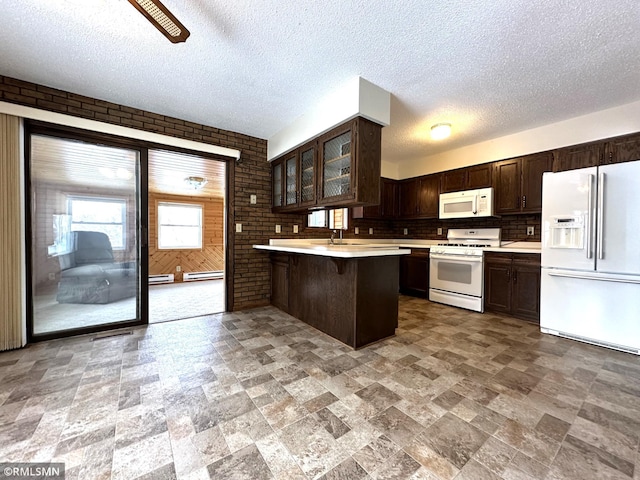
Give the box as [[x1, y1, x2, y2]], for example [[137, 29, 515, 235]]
[[0, 113, 24, 350]]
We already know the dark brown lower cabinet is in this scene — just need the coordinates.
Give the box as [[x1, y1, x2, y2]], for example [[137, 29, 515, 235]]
[[270, 252, 400, 348], [484, 252, 541, 323], [399, 250, 429, 297], [270, 253, 289, 311]]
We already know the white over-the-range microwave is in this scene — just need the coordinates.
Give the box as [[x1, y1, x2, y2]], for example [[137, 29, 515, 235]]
[[439, 187, 495, 219]]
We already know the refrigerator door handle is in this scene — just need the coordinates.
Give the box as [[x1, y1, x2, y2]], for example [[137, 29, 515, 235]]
[[586, 174, 594, 259], [597, 172, 605, 260], [547, 270, 640, 285]]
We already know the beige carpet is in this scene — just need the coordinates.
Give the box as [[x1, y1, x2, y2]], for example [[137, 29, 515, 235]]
[[33, 279, 225, 334]]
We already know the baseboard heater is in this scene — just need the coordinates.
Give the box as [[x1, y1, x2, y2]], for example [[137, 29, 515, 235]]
[[149, 273, 175, 284], [183, 270, 223, 281]]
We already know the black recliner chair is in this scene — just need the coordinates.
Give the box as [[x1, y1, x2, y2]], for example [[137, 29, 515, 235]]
[[56, 231, 137, 304]]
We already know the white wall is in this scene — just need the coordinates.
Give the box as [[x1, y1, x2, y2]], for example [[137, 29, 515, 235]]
[[390, 100, 640, 180], [268, 77, 391, 161]]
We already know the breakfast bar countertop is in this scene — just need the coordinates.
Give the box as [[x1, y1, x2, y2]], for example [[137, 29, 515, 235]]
[[254, 239, 541, 256]]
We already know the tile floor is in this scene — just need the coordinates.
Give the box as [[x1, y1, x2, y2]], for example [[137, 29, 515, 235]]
[[1, 296, 639, 479]]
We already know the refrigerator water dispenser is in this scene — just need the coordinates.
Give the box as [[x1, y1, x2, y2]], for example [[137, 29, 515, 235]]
[[549, 216, 584, 249]]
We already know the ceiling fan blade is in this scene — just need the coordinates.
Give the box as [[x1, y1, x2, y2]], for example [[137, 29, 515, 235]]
[[127, 0, 190, 43]]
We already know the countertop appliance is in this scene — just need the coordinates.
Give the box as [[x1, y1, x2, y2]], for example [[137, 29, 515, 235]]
[[439, 187, 494, 219], [540, 161, 640, 355], [429, 228, 501, 312]]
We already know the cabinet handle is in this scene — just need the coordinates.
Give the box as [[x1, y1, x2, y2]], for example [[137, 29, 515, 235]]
[[513, 270, 517, 283], [506, 269, 510, 279], [522, 195, 526, 208]]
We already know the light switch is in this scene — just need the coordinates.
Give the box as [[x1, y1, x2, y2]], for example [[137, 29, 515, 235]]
[[275, 224, 281, 233], [236, 223, 242, 233], [369, 228, 374, 235], [250, 194, 257, 204], [437, 227, 443, 236], [354, 227, 359, 235], [404, 228, 408, 235], [293, 225, 299, 234]]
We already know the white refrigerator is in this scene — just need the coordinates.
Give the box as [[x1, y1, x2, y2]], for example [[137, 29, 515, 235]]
[[540, 161, 640, 355]]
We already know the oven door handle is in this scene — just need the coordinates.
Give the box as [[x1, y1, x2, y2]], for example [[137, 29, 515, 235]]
[[429, 253, 484, 262]]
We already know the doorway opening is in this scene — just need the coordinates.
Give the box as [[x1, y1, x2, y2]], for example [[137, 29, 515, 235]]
[[147, 149, 226, 323]]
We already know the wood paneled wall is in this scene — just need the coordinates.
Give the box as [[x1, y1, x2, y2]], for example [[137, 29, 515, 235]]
[[0, 114, 24, 350], [149, 192, 224, 281]]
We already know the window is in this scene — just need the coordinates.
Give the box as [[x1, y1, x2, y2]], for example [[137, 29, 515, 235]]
[[329, 208, 348, 230], [307, 208, 348, 229], [307, 210, 328, 228], [158, 202, 203, 249], [68, 196, 126, 249]]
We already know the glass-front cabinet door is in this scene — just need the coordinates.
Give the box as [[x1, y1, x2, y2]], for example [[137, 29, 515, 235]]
[[321, 125, 353, 201], [285, 152, 298, 206], [299, 141, 316, 207], [272, 158, 283, 208]]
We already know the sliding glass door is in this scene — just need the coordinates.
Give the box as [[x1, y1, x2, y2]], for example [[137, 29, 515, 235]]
[[28, 129, 147, 338]]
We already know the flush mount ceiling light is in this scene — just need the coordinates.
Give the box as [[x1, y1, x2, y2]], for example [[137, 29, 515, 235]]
[[430, 123, 452, 140], [127, 0, 190, 43], [184, 176, 208, 190]]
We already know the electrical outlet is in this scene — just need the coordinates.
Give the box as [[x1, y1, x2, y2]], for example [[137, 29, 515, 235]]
[[369, 228, 374, 235], [354, 227, 359, 235], [176, 265, 181, 272], [527, 226, 535, 236], [48, 272, 56, 281], [236, 223, 242, 233], [250, 194, 257, 204], [293, 225, 299, 234], [275, 224, 281, 233], [403, 228, 408, 235], [437, 227, 443, 236]]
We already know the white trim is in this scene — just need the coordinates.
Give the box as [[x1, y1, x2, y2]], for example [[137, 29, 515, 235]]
[[0, 101, 241, 160]]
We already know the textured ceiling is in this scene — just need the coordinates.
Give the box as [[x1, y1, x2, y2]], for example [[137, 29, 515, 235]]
[[1, 0, 640, 167]]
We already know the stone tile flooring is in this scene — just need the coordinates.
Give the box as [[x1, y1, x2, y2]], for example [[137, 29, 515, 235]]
[[1, 296, 640, 479]]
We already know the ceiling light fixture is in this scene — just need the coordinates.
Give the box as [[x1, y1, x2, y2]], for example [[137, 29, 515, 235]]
[[430, 123, 452, 140], [127, 0, 190, 43], [184, 176, 208, 190]]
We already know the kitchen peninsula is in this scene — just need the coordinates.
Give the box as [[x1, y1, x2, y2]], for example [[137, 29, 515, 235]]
[[253, 241, 411, 348]]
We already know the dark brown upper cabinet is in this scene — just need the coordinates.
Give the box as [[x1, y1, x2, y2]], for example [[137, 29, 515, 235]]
[[554, 132, 640, 172], [441, 163, 492, 193], [272, 141, 316, 212], [398, 173, 441, 219], [553, 141, 603, 172], [494, 152, 553, 215], [318, 117, 381, 208], [603, 132, 640, 165], [272, 117, 382, 212], [353, 177, 398, 219]]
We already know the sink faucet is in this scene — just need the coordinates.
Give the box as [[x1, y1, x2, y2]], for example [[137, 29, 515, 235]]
[[330, 229, 343, 245]]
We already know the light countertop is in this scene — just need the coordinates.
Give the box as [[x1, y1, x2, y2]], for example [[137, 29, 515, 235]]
[[254, 239, 541, 255], [253, 241, 412, 258]]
